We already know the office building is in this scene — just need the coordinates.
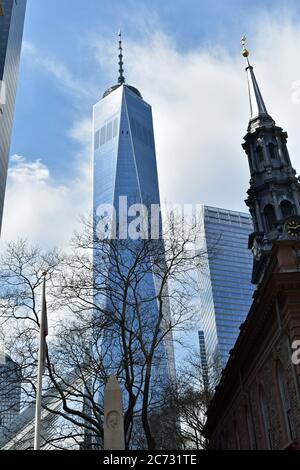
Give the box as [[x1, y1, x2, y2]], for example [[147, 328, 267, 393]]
[[198, 330, 209, 384], [0, 0, 27, 232], [92, 34, 176, 446], [198, 205, 255, 369], [0, 354, 21, 429]]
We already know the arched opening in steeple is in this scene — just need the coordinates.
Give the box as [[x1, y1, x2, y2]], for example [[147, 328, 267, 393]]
[[268, 142, 276, 160], [280, 200, 294, 219], [264, 204, 276, 231], [256, 146, 264, 163]]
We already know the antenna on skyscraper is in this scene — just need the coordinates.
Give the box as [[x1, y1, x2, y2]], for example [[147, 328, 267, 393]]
[[118, 29, 125, 85]]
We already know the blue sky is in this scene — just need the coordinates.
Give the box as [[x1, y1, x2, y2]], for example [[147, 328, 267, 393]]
[[5, 0, 300, 246], [11, 0, 300, 181]]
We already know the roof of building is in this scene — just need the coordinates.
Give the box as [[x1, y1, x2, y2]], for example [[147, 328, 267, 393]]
[[102, 83, 142, 99]]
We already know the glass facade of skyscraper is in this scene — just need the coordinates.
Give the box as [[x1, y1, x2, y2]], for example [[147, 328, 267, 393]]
[[93, 85, 161, 212], [93, 83, 176, 382], [0, 0, 27, 232], [198, 206, 255, 369], [0, 354, 21, 430], [198, 330, 209, 383]]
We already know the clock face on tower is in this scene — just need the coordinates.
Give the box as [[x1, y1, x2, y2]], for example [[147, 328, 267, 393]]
[[285, 219, 300, 238]]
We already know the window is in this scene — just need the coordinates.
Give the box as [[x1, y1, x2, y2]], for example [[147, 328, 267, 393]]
[[113, 118, 119, 138], [94, 130, 100, 150], [142, 127, 149, 146], [283, 146, 290, 164], [234, 420, 241, 450], [264, 204, 276, 231], [276, 361, 295, 442], [136, 121, 143, 141], [106, 121, 113, 141], [280, 200, 293, 218], [129, 118, 153, 148], [97, 117, 119, 147], [245, 405, 256, 449], [256, 146, 264, 163], [268, 142, 276, 160], [100, 126, 106, 146], [259, 385, 272, 449], [130, 118, 137, 137]]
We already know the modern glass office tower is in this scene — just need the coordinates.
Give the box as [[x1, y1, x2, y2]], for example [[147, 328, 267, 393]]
[[92, 38, 176, 396], [0, 354, 21, 430], [198, 330, 209, 384], [0, 0, 27, 233], [198, 206, 255, 369]]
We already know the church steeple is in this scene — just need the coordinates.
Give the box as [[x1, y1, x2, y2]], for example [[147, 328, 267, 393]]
[[246, 66, 269, 119], [242, 37, 269, 122], [241, 37, 300, 284]]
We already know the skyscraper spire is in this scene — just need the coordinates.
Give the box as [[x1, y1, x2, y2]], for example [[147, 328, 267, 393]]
[[118, 29, 125, 85], [102, 31, 142, 99], [241, 36, 269, 121]]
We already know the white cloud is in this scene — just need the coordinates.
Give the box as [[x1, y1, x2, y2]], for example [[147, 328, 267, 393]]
[[68, 116, 93, 146], [8, 155, 50, 182], [1, 151, 91, 249]]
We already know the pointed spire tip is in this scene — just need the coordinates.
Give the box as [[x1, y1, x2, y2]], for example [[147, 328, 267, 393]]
[[241, 39, 270, 121]]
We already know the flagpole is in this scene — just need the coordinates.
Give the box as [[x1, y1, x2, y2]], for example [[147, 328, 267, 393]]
[[34, 272, 47, 451]]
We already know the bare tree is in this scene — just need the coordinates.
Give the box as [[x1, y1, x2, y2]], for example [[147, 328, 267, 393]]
[[166, 351, 219, 450], [0, 215, 212, 450]]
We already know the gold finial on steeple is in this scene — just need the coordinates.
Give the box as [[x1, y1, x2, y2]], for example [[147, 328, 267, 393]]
[[241, 35, 250, 58]]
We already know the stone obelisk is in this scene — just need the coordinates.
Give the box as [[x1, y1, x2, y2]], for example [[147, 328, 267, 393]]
[[104, 375, 125, 450]]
